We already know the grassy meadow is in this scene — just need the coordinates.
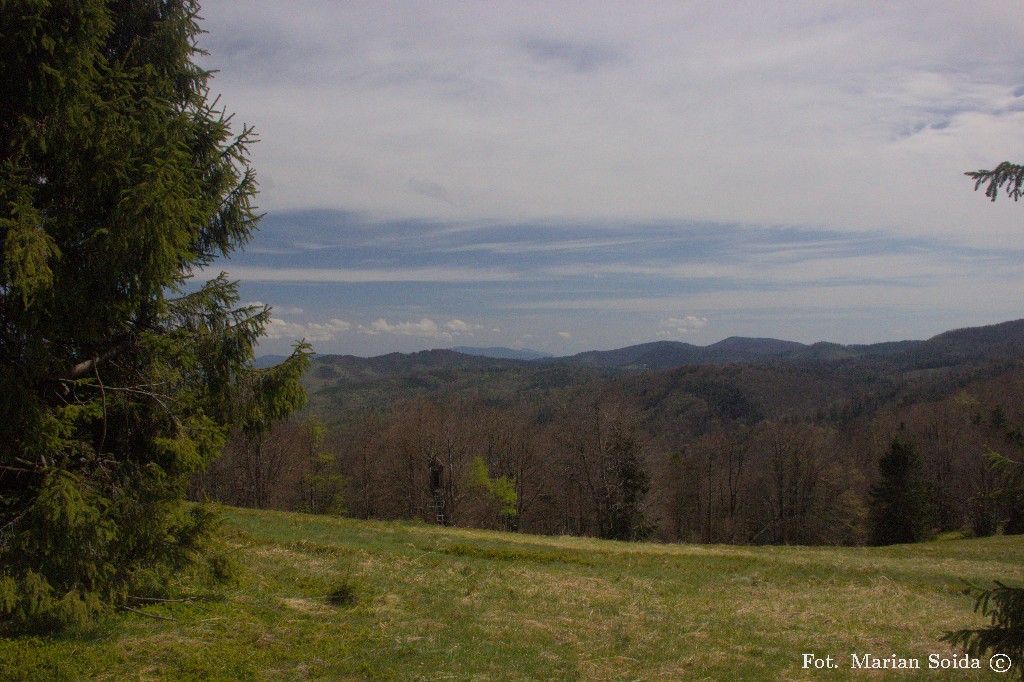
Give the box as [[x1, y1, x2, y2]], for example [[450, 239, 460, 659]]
[[2, 507, 1022, 681]]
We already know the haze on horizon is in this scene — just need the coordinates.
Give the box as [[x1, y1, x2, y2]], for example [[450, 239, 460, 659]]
[[197, 2, 1024, 357]]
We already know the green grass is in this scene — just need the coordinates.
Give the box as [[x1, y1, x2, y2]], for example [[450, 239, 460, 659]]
[[3, 508, 1023, 680]]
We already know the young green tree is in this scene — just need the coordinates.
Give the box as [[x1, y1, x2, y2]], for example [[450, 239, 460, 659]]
[[302, 416, 347, 515], [0, 1, 309, 631], [463, 456, 518, 529]]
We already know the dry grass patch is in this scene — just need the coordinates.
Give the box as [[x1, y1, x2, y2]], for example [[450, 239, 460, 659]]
[[280, 597, 333, 614], [3, 508, 1020, 681]]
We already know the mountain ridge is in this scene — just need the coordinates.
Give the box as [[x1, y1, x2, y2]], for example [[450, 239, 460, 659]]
[[453, 346, 553, 361], [264, 318, 1024, 375]]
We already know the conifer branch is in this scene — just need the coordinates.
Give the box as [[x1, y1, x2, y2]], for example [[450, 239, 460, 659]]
[[966, 162, 1024, 202]]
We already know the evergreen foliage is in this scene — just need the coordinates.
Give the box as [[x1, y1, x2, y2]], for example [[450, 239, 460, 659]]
[[945, 162, 1024, 674], [869, 436, 930, 545], [599, 421, 654, 541], [948, 451, 1024, 675], [967, 162, 1024, 202], [302, 417, 347, 515], [0, 0, 309, 632], [943, 581, 1024, 679]]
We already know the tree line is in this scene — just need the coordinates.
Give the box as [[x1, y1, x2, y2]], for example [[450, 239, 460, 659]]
[[195, 364, 1024, 548]]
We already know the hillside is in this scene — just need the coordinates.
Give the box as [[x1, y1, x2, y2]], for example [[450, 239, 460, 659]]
[[3, 508, 1018, 680], [301, 318, 1024, 426], [454, 346, 553, 360], [188, 318, 1024, 550], [562, 336, 808, 369]]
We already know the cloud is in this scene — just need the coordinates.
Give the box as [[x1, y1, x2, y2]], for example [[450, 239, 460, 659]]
[[220, 266, 517, 283], [362, 317, 483, 341], [409, 177, 455, 205], [445, 319, 483, 333], [366, 318, 444, 338], [197, 4, 1024, 355], [557, 331, 572, 339], [264, 317, 352, 342], [247, 301, 305, 315], [197, 1, 1024, 245], [658, 316, 709, 337], [261, 313, 490, 348], [519, 36, 622, 73]]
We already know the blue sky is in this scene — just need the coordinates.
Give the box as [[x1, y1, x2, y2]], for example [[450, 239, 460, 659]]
[[197, 2, 1024, 356]]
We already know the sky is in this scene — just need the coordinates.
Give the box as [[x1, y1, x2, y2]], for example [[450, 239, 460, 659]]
[[195, 1, 1024, 357]]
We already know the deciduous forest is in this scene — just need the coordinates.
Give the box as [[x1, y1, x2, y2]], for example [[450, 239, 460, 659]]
[[196, 320, 1024, 547]]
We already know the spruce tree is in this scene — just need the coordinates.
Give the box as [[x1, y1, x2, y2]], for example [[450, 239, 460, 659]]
[[869, 436, 929, 545], [0, 0, 308, 631], [601, 421, 654, 542], [944, 161, 1024, 675]]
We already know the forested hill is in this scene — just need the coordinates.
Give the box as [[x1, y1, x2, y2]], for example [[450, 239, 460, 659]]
[[296, 315, 1024, 428], [560, 337, 807, 369], [301, 319, 1024, 391], [211, 317, 1024, 546], [453, 346, 553, 360], [557, 319, 1024, 370]]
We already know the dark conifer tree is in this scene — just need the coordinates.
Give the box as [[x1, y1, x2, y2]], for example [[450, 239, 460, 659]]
[[869, 436, 929, 545], [601, 421, 654, 541], [0, 1, 308, 631], [945, 161, 1024, 674]]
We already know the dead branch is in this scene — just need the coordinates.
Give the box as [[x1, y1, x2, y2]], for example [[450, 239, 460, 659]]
[[120, 606, 181, 622]]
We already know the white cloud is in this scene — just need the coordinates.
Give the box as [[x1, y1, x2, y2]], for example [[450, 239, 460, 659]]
[[198, 1, 1024, 244], [362, 317, 484, 341], [247, 301, 305, 315], [557, 331, 572, 340], [366, 318, 445, 338], [445, 319, 483, 333], [219, 266, 517, 283], [199, 3, 1024, 354], [658, 316, 709, 337], [264, 317, 352, 342], [261, 314, 491, 349]]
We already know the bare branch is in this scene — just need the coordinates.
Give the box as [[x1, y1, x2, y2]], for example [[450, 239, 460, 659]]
[[120, 606, 181, 622], [66, 343, 127, 380]]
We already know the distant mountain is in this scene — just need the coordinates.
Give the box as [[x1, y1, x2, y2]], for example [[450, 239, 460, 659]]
[[564, 341, 699, 369], [703, 337, 807, 363], [253, 354, 289, 369], [769, 320, 1024, 372], [302, 318, 1024, 388], [548, 321, 1024, 371], [928, 318, 1024, 356], [453, 346, 553, 361], [874, 319, 1024, 370], [307, 349, 529, 385], [561, 337, 807, 369], [300, 318, 1024, 425]]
